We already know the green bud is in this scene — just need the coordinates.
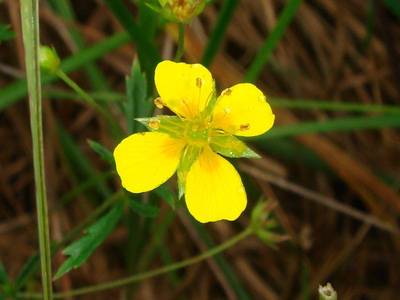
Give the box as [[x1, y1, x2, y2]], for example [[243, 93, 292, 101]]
[[39, 46, 60, 73], [160, 0, 207, 23]]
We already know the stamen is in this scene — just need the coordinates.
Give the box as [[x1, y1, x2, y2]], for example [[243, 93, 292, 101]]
[[154, 97, 164, 109], [148, 118, 160, 130], [196, 77, 202, 88], [240, 123, 250, 131], [222, 88, 232, 96]]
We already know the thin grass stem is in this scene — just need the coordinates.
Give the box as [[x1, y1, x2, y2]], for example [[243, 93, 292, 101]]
[[20, 0, 53, 298], [18, 227, 253, 299]]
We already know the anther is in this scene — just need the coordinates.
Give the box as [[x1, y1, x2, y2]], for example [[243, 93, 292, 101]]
[[154, 97, 164, 109], [196, 77, 202, 88], [240, 123, 250, 131], [148, 118, 160, 130], [223, 88, 232, 96]]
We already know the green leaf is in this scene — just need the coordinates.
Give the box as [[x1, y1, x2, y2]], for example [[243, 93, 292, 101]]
[[210, 136, 260, 158], [127, 197, 159, 218], [384, 0, 400, 20], [15, 254, 40, 289], [0, 24, 15, 42], [88, 139, 114, 165], [54, 204, 123, 280], [154, 184, 176, 209], [125, 60, 149, 133], [0, 262, 7, 284]]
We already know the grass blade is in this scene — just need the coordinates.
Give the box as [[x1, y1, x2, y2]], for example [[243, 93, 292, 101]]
[[269, 97, 400, 114], [244, 0, 302, 82], [254, 114, 400, 140], [103, 0, 160, 81], [201, 0, 240, 66]]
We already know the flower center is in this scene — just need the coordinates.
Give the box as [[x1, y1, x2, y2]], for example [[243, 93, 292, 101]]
[[184, 119, 211, 146]]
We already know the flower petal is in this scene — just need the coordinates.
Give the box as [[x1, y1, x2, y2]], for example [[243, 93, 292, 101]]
[[212, 83, 275, 137], [155, 60, 214, 119], [114, 132, 185, 193], [185, 147, 247, 223]]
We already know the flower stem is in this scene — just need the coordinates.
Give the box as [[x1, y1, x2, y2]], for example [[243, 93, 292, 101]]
[[174, 23, 185, 62], [20, 0, 53, 299], [19, 227, 253, 299]]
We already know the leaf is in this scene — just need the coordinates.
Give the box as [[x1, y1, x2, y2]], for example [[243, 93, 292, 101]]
[[0, 262, 7, 284], [127, 197, 159, 218], [88, 139, 114, 165], [0, 24, 15, 42], [125, 59, 149, 134], [154, 184, 176, 209], [54, 204, 123, 280], [15, 254, 40, 289], [384, 0, 400, 20], [210, 136, 260, 158]]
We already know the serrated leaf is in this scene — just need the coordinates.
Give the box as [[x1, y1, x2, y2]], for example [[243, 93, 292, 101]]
[[54, 204, 123, 280], [127, 197, 159, 218], [154, 184, 176, 209], [210, 136, 260, 158], [125, 60, 149, 134], [0, 24, 15, 42], [88, 139, 114, 165]]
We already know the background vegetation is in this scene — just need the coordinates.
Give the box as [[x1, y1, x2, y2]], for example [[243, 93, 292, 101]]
[[1, 0, 400, 299]]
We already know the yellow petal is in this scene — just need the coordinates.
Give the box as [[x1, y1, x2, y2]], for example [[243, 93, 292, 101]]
[[114, 132, 185, 193], [212, 83, 275, 137], [155, 60, 214, 119], [185, 147, 247, 223]]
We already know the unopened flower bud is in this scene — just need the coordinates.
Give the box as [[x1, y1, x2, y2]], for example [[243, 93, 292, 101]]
[[39, 46, 60, 73], [160, 0, 206, 23]]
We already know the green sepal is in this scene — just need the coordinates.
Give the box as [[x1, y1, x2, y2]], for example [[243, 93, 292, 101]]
[[135, 115, 185, 138], [210, 135, 260, 158], [177, 145, 202, 199]]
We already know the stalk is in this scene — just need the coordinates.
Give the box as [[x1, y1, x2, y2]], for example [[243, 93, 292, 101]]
[[20, 0, 53, 299]]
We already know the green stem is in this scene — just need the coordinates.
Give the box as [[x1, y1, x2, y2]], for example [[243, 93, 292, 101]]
[[20, 0, 53, 299], [19, 227, 253, 299], [174, 23, 185, 62]]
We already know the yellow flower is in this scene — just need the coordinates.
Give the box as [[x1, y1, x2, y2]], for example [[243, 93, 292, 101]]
[[114, 60, 275, 223]]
